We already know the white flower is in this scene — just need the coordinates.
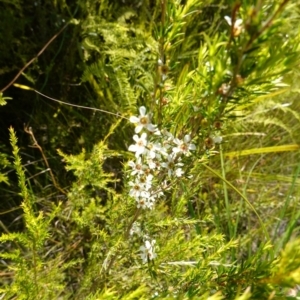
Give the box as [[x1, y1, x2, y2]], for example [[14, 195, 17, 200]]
[[162, 155, 184, 177], [175, 168, 184, 177], [212, 136, 223, 144], [136, 197, 148, 209], [128, 133, 148, 157], [129, 179, 147, 198], [147, 158, 157, 170], [146, 141, 168, 159], [148, 158, 162, 170], [161, 154, 175, 176], [139, 174, 153, 191], [128, 157, 146, 176], [172, 134, 196, 156], [130, 222, 141, 236], [224, 16, 243, 37], [150, 189, 164, 200], [130, 106, 157, 133], [139, 240, 156, 263], [145, 141, 161, 159], [161, 129, 174, 148], [136, 197, 154, 210]]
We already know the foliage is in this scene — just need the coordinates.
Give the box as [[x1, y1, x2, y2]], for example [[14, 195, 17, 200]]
[[0, 0, 300, 299]]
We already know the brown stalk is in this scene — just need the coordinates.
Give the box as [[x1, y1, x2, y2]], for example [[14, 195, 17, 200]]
[[1, 23, 69, 93], [24, 126, 67, 195]]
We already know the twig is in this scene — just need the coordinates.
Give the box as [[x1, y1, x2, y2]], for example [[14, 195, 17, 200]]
[[24, 126, 67, 195], [244, 0, 290, 52], [13, 84, 129, 120], [1, 23, 69, 93]]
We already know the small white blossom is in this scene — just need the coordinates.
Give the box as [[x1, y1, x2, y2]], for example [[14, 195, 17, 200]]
[[130, 106, 157, 133], [136, 197, 155, 210], [175, 168, 184, 177], [128, 133, 148, 157], [139, 174, 153, 191], [161, 129, 174, 144], [136, 197, 149, 209], [145, 141, 162, 159], [130, 222, 141, 236], [147, 158, 157, 170], [146, 157, 162, 171], [129, 179, 147, 198], [212, 136, 223, 144], [161, 154, 175, 177], [128, 157, 146, 176], [172, 135, 196, 156], [140, 240, 157, 263], [224, 16, 243, 37], [151, 189, 164, 200], [162, 155, 184, 177]]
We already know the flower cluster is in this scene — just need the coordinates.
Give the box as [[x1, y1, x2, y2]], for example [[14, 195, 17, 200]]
[[128, 106, 196, 263], [140, 239, 156, 263], [224, 16, 243, 37], [128, 106, 196, 210]]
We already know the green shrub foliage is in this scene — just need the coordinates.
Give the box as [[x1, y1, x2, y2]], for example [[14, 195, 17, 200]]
[[0, 0, 300, 299]]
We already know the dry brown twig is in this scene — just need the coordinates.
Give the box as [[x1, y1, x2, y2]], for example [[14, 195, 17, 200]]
[[1, 23, 69, 93], [24, 125, 67, 195]]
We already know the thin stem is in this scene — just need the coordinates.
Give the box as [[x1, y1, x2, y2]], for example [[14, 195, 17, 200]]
[[24, 126, 67, 195], [203, 163, 270, 242], [219, 144, 233, 238], [244, 0, 290, 52], [1, 23, 69, 93], [13, 85, 129, 120], [125, 208, 142, 240], [219, 0, 290, 119]]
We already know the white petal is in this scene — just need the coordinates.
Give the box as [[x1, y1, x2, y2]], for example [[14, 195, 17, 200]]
[[141, 191, 150, 198], [213, 136, 223, 144], [133, 134, 140, 142], [135, 125, 143, 133], [129, 145, 137, 152], [184, 135, 191, 143], [146, 124, 157, 132], [173, 138, 181, 146], [224, 16, 232, 26], [141, 132, 147, 140], [130, 116, 139, 123], [172, 147, 180, 153], [139, 106, 146, 116], [128, 161, 135, 168], [235, 19, 243, 27], [135, 149, 144, 157], [145, 240, 151, 250]]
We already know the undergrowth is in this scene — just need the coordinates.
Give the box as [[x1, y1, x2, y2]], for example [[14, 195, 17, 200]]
[[0, 0, 300, 299]]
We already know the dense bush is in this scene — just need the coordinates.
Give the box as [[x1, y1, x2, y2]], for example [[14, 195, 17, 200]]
[[0, 0, 300, 299]]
